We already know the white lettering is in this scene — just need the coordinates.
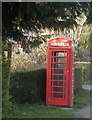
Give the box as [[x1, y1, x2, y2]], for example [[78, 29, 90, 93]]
[[51, 42, 69, 46]]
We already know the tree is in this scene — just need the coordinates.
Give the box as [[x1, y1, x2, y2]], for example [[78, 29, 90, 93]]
[[3, 2, 91, 39]]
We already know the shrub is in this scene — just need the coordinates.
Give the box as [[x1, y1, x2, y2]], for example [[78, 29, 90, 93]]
[[90, 63, 92, 84], [10, 67, 83, 103], [74, 68, 82, 94], [10, 69, 46, 103], [2, 43, 15, 116], [75, 62, 91, 84]]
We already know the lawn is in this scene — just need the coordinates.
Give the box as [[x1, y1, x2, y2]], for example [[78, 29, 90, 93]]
[[3, 89, 90, 119], [73, 89, 90, 108], [3, 103, 75, 118]]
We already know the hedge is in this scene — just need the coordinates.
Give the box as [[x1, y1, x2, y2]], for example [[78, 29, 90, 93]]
[[10, 67, 83, 104], [2, 63, 15, 115], [10, 69, 46, 103], [2, 43, 15, 115], [75, 62, 91, 84], [91, 63, 92, 84], [74, 68, 82, 94]]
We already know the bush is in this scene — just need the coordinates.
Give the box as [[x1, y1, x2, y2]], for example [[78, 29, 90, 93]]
[[75, 62, 90, 84], [10, 67, 83, 103], [74, 68, 82, 94], [90, 63, 92, 84], [2, 63, 16, 116], [10, 69, 46, 103], [2, 43, 15, 116]]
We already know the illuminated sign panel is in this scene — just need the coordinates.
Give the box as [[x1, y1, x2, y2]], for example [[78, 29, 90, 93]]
[[51, 42, 69, 46]]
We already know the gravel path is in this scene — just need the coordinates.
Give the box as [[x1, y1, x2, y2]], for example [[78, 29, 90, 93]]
[[75, 85, 91, 119]]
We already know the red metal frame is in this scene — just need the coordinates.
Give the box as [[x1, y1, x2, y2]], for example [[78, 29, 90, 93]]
[[46, 36, 74, 107]]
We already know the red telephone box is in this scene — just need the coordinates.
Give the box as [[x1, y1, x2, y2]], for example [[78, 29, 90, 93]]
[[46, 36, 75, 107]]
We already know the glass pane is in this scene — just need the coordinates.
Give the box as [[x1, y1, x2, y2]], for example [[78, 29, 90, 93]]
[[54, 63, 66, 68], [51, 81, 52, 85], [53, 93, 63, 98], [53, 87, 63, 92], [54, 75, 63, 80], [54, 57, 65, 62], [54, 75, 66, 80], [63, 87, 66, 92], [63, 76, 66, 80], [64, 94, 66, 98], [54, 52, 67, 57], [53, 81, 66, 86], [53, 81, 63, 86], [54, 69, 64, 74], [63, 82, 66, 86]]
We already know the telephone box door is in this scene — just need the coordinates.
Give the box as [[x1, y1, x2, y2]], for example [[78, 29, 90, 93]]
[[46, 49, 70, 106]]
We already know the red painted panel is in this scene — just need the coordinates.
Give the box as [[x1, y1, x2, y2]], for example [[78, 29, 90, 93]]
[[46, 36, 74, 107]]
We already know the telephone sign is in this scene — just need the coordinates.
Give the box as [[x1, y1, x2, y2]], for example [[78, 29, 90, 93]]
[[51, 42, 69, 46]]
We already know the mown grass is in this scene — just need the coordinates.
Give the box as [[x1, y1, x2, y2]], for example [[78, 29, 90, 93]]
[[3, 89, 90, 118], [3, 103, 75, 118]]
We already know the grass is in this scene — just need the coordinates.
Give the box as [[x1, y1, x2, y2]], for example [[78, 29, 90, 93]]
[[3, 103, 75, 118], [73, 89, 90, 109], [3, 89, 90, 118]]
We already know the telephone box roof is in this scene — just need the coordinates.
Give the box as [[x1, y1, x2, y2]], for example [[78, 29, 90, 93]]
[[48, 35, 72, 42]]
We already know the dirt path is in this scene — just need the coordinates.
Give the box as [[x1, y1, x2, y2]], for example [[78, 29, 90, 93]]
[[74, 85, 91, 119], [75, 101, 90, 118]]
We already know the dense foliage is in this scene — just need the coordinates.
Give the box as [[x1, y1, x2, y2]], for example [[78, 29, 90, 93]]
[[10, 69, 46, 103], [3, 2, 91, 40], [2, 64, 14, 115]]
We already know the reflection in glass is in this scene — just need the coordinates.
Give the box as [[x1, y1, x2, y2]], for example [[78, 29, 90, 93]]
[[54, 75, 66, 80], [54, 57, 65, 62], [53, 87, 63, 92], [54, 52, 67, 57], [53, 93, 63, 98], [54, 63, 66, 68], [54, 69, 64, 74], [53, 81, 66, 86]]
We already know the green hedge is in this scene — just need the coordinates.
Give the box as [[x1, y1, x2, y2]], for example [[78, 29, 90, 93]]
[[10, 67, 83, 103], [90, 63, 92, 85], [75, 62, 91, 84], [10, 69, 46, 103], [2, 63, 15, 115], [74, 68, 82, 94], [2, 43, 15, 115]]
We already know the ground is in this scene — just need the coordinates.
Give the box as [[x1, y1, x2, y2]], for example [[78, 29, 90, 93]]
[[74, 85, 91, 119], [75, 102, 90, 118]]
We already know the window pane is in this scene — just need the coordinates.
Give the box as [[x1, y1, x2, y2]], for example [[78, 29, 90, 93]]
[[53, 87, 63, 92], [54, 75, 66, 80], [53, 93, 63, 98], [54, 52, 67, 57], [53, 81, 66, 86], [53, 81, 63, 86], [54, 57, 65, 62], [54, 69, 64, 74], [54, 63, 66, 68]]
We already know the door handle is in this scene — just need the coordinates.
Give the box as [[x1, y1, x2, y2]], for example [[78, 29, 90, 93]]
[[67, 70, 69, 73]]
